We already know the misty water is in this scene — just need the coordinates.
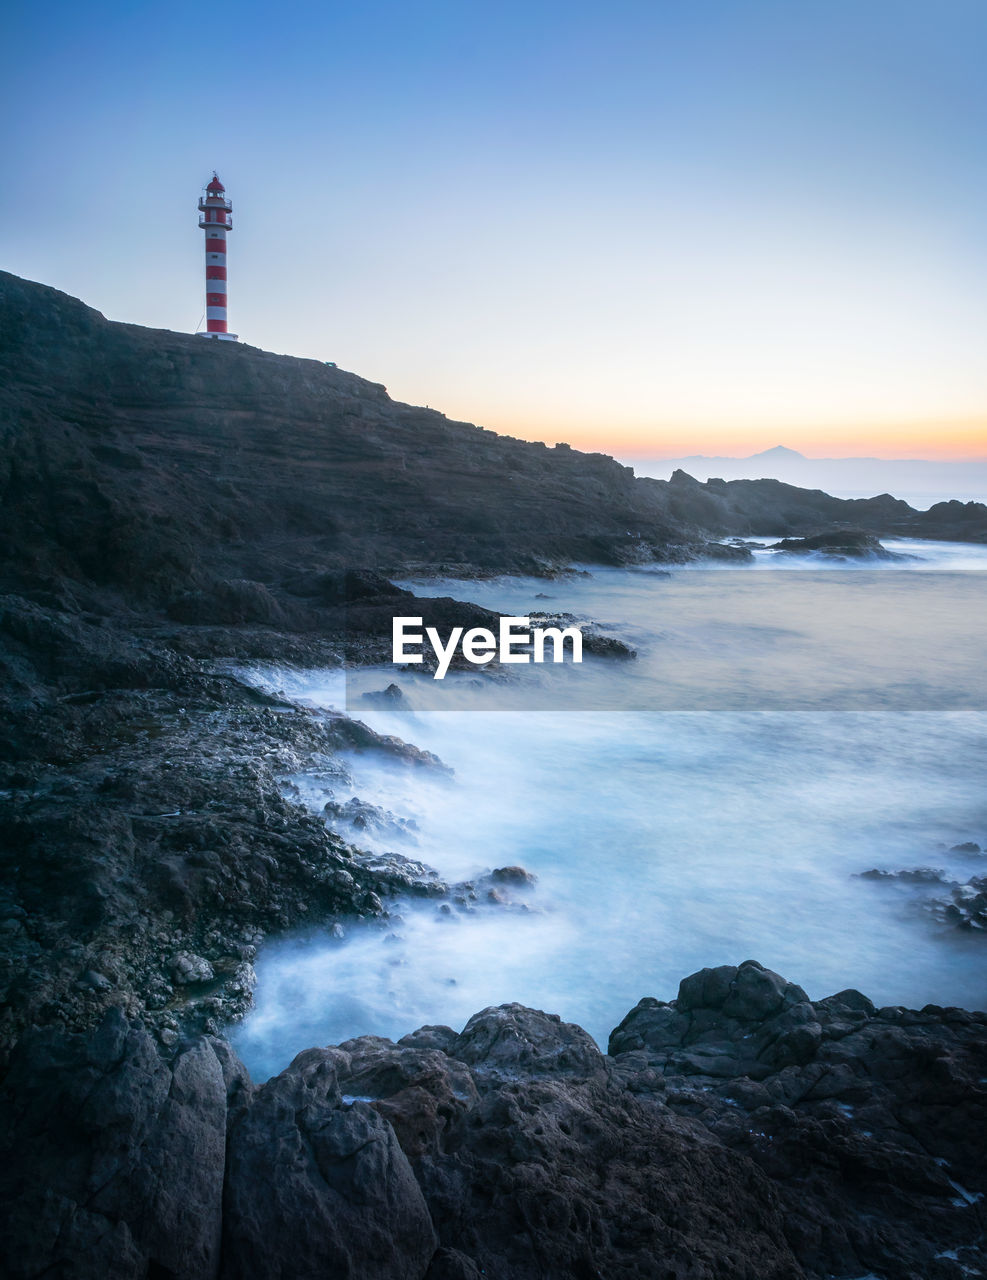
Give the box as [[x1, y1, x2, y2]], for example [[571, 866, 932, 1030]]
[[232, 540, 987, 1081]]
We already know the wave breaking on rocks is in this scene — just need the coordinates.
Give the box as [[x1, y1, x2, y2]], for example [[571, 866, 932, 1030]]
[[3, 960, 985, 1279]]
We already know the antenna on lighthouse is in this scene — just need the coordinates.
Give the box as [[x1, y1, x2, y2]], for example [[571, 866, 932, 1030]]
[[196, 173, 238, 341]]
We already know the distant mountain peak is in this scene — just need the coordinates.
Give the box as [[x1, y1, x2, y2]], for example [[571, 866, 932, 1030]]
[[750, 445, 805, 459]]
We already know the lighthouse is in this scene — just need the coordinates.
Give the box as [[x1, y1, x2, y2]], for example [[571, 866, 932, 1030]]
[[197, 173, 238, 341]]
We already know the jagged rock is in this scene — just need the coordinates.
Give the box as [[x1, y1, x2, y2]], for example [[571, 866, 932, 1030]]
[[0, 1011, 229, 1280], [323, 794, 420, 840], [529, 611, 639, 658], [452, 1004, 607, 1081], [362, 681, 407, 704], [425, 1247, 484, 1280], [582, 628, 639, 657], [701, 540, 755, 561], [857, 865, 987, 932], [858, 866, 948, 883], [79, 968, 113, 991], [768, 530, 905, 558], [331, 716, 452, 772], [221, 1046, 437, 1280], [610, 963, 987, 1279], [166, 579, 292, 627], [3, 968, 987, 1279], [487, 865, 537, 887], [2, 266, 987, 1280], [171, 951, 215, 985], [611, 961, 818, 1076], [937, 878, 987, 930], [351, 850, 445, 897], [398, 1024, 460, 1054], [334, 1037, 478, 1106], [283, 570, 414, 606]]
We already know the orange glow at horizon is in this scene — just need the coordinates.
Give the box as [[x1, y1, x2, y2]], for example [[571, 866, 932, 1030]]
[[471, 413, 987, 462]]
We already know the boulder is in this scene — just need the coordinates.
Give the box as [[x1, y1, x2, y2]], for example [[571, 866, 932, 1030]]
[[452, 1003, 607, 1081], [221, 1046, 437, 1280], [0, 1010, 228, 1280], [608, 963, 987, 1279]]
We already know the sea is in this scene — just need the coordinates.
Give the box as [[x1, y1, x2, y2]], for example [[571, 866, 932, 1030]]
[[231, 538, 987, 1081]]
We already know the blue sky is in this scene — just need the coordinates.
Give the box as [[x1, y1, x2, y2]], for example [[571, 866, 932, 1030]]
[[3, 0, 986, 456]]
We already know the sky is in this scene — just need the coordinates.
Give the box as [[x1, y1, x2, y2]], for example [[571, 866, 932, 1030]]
[[2, 0, 986, 461]]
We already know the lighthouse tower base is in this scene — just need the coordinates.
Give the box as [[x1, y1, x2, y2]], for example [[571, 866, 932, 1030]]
[[197, 331, 239, 342]]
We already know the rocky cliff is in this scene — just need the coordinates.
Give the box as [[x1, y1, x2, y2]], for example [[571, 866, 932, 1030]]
[[0, 271, 700, 602], [2, 271, 986, 1279], [660, 468, 987, 543], [2, 271, 983, 622]]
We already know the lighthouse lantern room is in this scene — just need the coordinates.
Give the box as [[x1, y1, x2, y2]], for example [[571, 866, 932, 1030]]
[[197, 173, 238, 340]]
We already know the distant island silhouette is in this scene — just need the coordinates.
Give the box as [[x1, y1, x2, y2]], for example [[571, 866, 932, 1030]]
[[623, 444, 987, 509]]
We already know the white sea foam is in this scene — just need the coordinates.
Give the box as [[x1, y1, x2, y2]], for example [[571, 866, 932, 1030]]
[[232, 553, 987, 1081]]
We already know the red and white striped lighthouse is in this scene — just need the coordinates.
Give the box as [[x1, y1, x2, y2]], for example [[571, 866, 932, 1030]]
[[197, 173, 238, 341]]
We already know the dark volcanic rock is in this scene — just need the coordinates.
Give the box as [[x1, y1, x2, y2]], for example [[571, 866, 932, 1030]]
[[0, 271, 701, 598], [302, 1003, 804, 1280], [610, 961, 987, 1280], [858, 866, 948, 884], [856, 863, 987, 932], [2, 966, 986, 1279], [529, 610, 638, 658], [658, 473, 987, 543], [361, 681, 407, 705], [0, 1011, 230, 1280], [612, 960, 820, 1078], [488, 864, 538, 886], [3, 271, 987, 1280], [934, 877, 987, 930], [221, 1047, 437, 1280], [768, 530, 907, 559], [0, 596, 454, 1055], [166, 578, 297, 626], [452, 1004, 606, 1081], [700, 539, 756, 561], [322, 794, 420, 840], [2, 271, 980, 626], [911, 498, 987, 543]]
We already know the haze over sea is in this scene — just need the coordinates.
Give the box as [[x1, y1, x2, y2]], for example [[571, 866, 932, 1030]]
[[621, 449, 987, 511], [233, 541, 987, 1081]]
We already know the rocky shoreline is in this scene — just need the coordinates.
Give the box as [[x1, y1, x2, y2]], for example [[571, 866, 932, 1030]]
[[0, 572, 655, 1059], [2, 270, 986, 1277], [3, 956, 985, 1280], [0, 593, 448, 1057], [3, 595, 986, 1278]]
